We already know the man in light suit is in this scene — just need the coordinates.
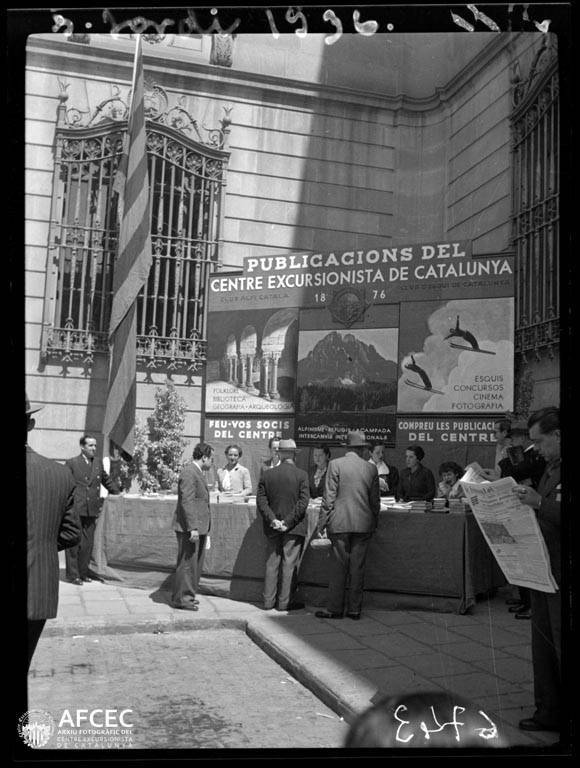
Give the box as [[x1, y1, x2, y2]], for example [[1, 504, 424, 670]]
[[172, 442, 214, 611], [256, 439, 310, 611], [64, 435, 118, 584], [514, 408, 562, 737], [316, 431, 380, 620], [26, 396, 80, 669]]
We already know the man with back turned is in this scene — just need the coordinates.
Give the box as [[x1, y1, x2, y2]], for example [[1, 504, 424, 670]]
[[315, 431, 380, 621], [256, 438, 310, 612], [26, 395, 80, 669]]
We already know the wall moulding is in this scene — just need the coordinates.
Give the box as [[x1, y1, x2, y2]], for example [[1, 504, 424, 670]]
[[27, 32, 522, 120]]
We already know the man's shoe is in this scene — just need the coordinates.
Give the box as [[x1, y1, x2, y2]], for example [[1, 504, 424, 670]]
[[508, 604, 526, 613], [519, 718, 559, 732], [315, 610, 343, 619], [515, 608, 532, 619], [346, 612, 361, 620], [173, 603, 199, 611], [68, 578, 83, 585], [87, 574, 105, 583], [261, 604, 275, 611]]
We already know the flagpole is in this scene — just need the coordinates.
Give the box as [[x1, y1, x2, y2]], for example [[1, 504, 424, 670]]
[[129, 34, 141, 109], [103, 34, 147, 461]]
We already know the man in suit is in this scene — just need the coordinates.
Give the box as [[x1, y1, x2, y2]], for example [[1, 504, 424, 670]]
[[256, 439, 310, 612], [514, 407, 562, 735], [64, 435, 118, 584], [172, 442, 214, 611], [368, 442, 399, 497], [26, 396, 80, 669], [316, 431, 380, 620], [500, 420, 547, 620], [260, 436, 281, 477]]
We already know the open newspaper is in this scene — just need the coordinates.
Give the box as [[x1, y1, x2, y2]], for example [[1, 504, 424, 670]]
[[460, 463, 557, 593]]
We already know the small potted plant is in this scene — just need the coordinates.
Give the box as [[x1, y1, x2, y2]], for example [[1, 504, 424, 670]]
[[119, 381, 188, 495]]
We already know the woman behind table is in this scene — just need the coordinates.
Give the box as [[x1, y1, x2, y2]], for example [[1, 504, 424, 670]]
[[309, 445, 330, 498], [216, 444, 253, 498], [397, 445, 436, 502], [368, 442, 399, 497], [437, 461, 465, 500]]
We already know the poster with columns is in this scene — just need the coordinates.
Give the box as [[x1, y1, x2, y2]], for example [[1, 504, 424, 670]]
[[204, 307, 298, 413]]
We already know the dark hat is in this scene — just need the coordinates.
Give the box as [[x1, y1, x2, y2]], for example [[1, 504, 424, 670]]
[[510, 419, 529, 435], [25, 394, 43, 415], [278, 438, 299, 452], [342, 430, 370, 448]]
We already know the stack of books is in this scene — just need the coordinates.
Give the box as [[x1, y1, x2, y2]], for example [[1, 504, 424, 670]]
[[389, 501, 412, 511], [431, 498, 448, 513], [410, 500, 431, 513], [448, 498, 466, 514]]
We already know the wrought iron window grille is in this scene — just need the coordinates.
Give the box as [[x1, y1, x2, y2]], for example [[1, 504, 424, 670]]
[[510, 35, 559, 362], [40, 79, 233, 374]]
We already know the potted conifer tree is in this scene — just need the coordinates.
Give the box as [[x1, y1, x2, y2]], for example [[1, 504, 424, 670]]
[[119, 381, 188, 495]]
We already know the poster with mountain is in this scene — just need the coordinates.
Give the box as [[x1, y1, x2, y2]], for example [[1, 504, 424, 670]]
[[295, 306, 398, 444]]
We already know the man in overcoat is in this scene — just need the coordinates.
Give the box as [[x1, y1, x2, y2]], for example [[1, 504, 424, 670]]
[[514, 407, 562, 736], [256, 439, 310, 611], [316, 431, 380, 620], [172, 442, 214, 611], [64, 435, 118, 584], [26, 396, 80, 668]]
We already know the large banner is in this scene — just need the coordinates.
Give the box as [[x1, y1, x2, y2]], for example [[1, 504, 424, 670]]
[[205, 240, 514, 458]]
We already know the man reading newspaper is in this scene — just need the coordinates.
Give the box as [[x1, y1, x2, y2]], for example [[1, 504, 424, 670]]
[[513, 408, 561, 736], [461, 408, 562, 738]]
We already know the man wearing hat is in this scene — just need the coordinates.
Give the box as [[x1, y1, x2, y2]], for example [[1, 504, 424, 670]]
[[316, 431, 380, 620], [26, 395, 80, 669], [256, 439, 310, 611]]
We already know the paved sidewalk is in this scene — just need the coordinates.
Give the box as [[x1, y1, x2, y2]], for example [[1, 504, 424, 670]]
[[44, 568, 560, 751]]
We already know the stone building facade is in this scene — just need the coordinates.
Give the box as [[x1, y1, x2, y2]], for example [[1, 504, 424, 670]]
[[25, 32, 559, 459]]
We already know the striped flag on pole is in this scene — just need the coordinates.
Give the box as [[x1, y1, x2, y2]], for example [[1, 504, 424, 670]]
[[103, 36, 152, 458]]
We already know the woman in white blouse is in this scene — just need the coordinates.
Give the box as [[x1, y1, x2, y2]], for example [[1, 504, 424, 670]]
[[217, 444, 253, 498]]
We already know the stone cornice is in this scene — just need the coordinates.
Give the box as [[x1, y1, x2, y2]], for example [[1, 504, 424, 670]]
[[27, 33, 520, 117]]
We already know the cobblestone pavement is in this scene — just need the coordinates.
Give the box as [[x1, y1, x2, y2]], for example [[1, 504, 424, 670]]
[[29, 628, 348, 749]]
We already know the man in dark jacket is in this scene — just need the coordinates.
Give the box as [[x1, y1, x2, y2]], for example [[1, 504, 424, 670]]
[[316, 431, 380, 620], [172, 443, 214, 611], [514, 408, 562, 736], [64, 435, 118, 584], [26, 396, 80, 669], [257, 439, 310, 611], [500, 419, 546, 620]]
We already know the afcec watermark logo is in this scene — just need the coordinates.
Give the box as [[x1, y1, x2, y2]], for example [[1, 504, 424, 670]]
[[18, 709, 134, 749], [17, 710, 55, 748]]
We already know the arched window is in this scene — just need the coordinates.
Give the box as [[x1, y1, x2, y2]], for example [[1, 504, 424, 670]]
[[40, 80, 232, 372]]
